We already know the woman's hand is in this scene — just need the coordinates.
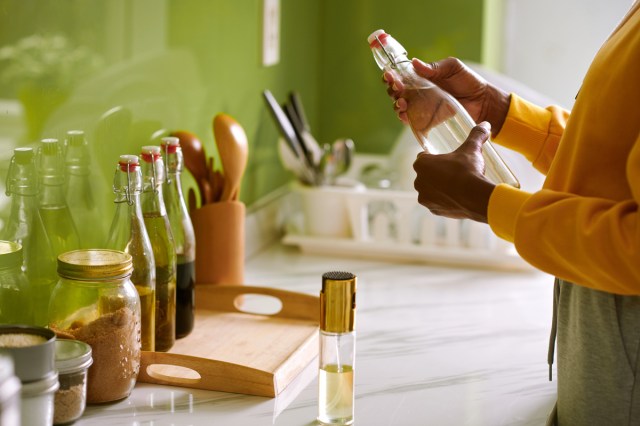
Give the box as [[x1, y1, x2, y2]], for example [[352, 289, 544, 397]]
[[413, 122, 496, 223], [384, 57, 511, 137]]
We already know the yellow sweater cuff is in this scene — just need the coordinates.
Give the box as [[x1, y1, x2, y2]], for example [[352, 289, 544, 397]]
[[487, 184, 532, 243], [493, 94, 553, 162]]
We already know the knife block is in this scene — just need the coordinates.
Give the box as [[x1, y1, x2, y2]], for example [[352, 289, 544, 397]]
[[191, 201, 245, 285]]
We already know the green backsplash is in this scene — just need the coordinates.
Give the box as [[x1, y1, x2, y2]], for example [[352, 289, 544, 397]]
[[0, 0, 484, 226]]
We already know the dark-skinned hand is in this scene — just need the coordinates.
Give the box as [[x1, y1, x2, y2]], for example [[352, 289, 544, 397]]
[[384, 57, 510, 138], [413, 121, 496, 223]]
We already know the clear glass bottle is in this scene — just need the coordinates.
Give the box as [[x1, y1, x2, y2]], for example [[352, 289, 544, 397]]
[[368, 29, 519, 188], [48, 249, 141, 404], [37, 138, 81, 256], [0, 241, 32, 325], [105, 155, 157, 352], [318, 271, 357, 426], [140, 145, 177, 352], [64, 130, 105, 249], [161, 137, 196, 339], [2, 147, 57, 326]]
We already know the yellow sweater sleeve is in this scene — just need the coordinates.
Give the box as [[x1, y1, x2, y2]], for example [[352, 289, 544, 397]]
[[487, 5, 640, 295], [493, 94, 569, 175]]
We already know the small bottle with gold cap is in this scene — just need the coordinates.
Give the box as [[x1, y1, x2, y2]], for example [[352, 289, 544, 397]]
[[318, 271, 356, 426]]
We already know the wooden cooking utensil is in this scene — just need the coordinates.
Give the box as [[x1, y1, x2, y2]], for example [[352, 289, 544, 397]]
[[213, 114, 248, 201], [170, 130, 209, 204]]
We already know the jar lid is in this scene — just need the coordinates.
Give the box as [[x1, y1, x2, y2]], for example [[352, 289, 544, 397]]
[[57, 249, 133, 280], [55, 339, 92, 374], [0, 241, 22, 269]]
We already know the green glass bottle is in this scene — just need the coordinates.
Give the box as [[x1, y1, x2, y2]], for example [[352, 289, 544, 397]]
[[1, 147, 57, 325], [105, 155, 157, 351], [64, 130, 106, 248], [37, 138, 81, 256], [161, 137, 196, 339], [140, 145, 176, 352]]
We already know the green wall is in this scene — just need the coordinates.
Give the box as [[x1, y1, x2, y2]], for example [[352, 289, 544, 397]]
[[0, 0, 486, 223], [318, 0, 484, 154]]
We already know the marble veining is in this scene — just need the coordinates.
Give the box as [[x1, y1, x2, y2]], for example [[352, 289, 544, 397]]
[[78, 243, 556, 425]]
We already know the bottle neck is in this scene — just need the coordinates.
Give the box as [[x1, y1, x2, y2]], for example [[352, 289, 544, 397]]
[[140, 158, 167, 216], [39, 181, 67, 207], [141, 183, 168, 216], [5, 160, 38, 197]]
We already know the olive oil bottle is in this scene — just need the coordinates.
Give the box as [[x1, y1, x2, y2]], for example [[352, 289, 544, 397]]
[[318, 271, 357, 425], [105, 155, 157, 351], [140, 146, 177, 352]]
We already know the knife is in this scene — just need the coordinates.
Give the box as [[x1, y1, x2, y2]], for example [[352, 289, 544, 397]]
[[283, 102, 314, 167], [263, 90, 317, 184], [287, 92, 323, 168], [289, 91, 311, 132]]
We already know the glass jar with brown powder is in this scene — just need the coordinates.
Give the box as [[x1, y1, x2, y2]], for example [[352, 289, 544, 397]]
[[49, 249, 141, 404]]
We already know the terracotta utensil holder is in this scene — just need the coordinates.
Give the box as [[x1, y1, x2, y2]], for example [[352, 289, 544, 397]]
[[192, 201, 245, 285]]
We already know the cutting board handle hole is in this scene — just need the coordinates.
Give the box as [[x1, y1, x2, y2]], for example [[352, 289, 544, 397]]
[[146, 364, 202, 385], [234, 293, 283, 316]]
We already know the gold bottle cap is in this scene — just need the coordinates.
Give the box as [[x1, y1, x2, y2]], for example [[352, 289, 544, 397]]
[[58, 249, 133, 281], [320, 271, 356, 333]]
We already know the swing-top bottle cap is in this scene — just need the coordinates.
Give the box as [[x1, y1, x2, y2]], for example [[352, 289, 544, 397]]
[[161, 137, 180, 147], [320, 271, 356, 333], [140, 145, 162, 162], [66, 130, 86, 147], [119, 155, 139, 166], [118, 155, 139, 171], [367, 29, 388, 47], [13, 147, 34, 165]]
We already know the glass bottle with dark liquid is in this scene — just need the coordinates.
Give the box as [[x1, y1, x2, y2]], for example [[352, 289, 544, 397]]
[[140, 145, 177, 352], [161, 137, 196, 339], [105, 155, 157, 351]]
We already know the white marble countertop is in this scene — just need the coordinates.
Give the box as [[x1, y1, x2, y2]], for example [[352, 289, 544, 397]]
[[77, 243, 557, 426]]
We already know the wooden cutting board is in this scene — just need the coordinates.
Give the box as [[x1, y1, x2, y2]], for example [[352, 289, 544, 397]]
[[137, 285, 319, 397]]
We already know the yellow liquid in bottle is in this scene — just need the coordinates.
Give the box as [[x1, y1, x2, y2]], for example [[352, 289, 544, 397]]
[[136, 285, 156, 351], [318, 364, 354, 425], [143, 212, 176, 352]]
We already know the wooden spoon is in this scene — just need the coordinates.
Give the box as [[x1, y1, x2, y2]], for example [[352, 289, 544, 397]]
[[213, 114, 248, 202], [170, 130, 209, 203]]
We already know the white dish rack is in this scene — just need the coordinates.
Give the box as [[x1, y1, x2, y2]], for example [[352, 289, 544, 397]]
[[281, 154, 532, 271]]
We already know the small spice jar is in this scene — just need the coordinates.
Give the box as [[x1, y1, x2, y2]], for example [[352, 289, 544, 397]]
[[0, 325, 58, 425], [0, 354, 20, 426], [49, 249, 141, 404], [53, 339, 92, 424]]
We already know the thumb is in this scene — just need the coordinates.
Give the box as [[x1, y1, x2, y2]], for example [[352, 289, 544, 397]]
[[460, 121, 491, 153], [412, 58, 436, 79]]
